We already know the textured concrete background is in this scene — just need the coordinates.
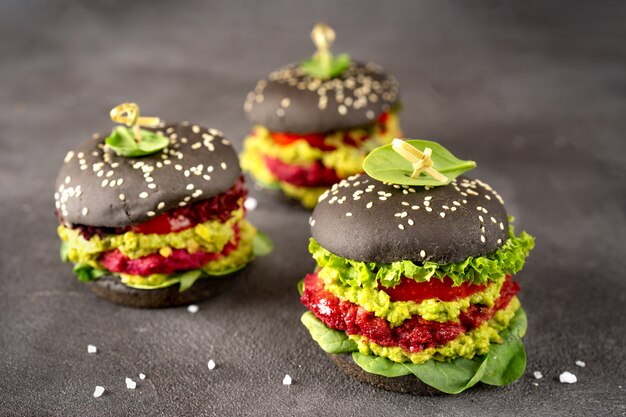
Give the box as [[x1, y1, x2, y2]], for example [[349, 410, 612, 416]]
[[1, 1, 625, 416]]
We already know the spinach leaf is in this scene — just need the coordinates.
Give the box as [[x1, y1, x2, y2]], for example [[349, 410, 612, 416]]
[[105, 126, 169, 157], [300, 312, 357, 354], [301, 53, 351, 79], [73, 263, 107, 282], [253, 231, 273, 257], [363, 139, 476, 186], [177, 270, 203, 292], [480, 308, 527, 385], [404, 355, 488, 394], [351, 352, 412, 377]]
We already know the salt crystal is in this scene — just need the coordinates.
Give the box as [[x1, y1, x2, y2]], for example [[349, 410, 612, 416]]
[[533, 371, 543, 380], [125, 377, 137, 389], [559, 371, 577, 384], [139, 373, 146, 380], [244, 197, 258, 211], [87, 345, 97, 354], [208, 360, 216, 370], [93, 386, 105, 397], [187, 304, 199, 313], [575, 360, 586, 368], [282, 374, 292, 385]]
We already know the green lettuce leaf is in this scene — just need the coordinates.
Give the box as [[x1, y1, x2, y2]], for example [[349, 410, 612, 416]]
[[300, 308, 527, 394], [300, 311, 358, 354], [301, 53, 351, 79], [310, 224, 534, 288], [297, 279, 305, 296]]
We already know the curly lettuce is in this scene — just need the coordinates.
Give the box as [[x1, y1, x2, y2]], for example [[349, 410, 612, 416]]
[[310, 224, 534, 288]]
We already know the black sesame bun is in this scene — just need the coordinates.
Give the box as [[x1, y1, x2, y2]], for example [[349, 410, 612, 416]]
[[311, 174, 508, 264], [244, 61, 400, 134], [88, 273, 237, 309], [55, 123, 239, 228]]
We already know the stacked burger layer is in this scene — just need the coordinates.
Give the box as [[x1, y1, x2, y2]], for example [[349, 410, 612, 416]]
[[300, 174, 534, 393]]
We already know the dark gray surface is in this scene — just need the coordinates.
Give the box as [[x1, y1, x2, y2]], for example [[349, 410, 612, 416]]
[[1, 1, 625, 416]]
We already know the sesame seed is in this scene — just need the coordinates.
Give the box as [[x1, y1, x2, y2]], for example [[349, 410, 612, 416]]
[[157, 202, 165, 209], [411, 205, 419, 210], [179, 202, 187, 207], [366, 202, 373, 209], [64, 176, 71, 184], [186, 184, 194, 190], [101, 179, 108, 187], [491, 217, 497, 223], [379, 197, 387, 201], [207, 166, 214, 173], [408, 219, 414, 226], [192, 125, 201, 133], [147, 211, 156, 217], [423, 201, 430, 207], [175, 164, 183, 171], [480, 235, 486, 243], [420, 250, 426, 258], [203, 175, 211, 181], [424, 196, 432, 201], [139, 192, 149, 199], [401, 202, 409, 206], [425, 207, 432, 212], [119, 193, 126, 201], [479, 215, 484, 222], [221, 162, 227, 170], [82, 207, 89, 216], [118, 178, 124, 185], [148, 183, 157, 189], [440, 212, 445, 218], [191, 142, 202, 150], [346, 212, 352, 217], [500, 222, 505, 230], [281, 98, 291, 108], [398, 224, 405, 230]]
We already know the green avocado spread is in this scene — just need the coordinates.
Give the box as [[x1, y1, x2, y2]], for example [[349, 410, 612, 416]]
[[318, 267, 505, 325], [58, 207, 245, 268]]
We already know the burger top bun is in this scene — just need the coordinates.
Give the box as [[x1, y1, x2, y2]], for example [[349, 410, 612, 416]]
[[244, 61, 399, 135], [310, 174, 509, 264], [55, 123, 240, 228]]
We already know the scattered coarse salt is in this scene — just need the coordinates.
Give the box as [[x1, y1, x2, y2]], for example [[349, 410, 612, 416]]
[[244, 197, 258, 211], [125, 377, 137, 389], [533, 371, 543, 380], [208, 359, 216, 370], [282, 375, 292, 385], [575, 360, 586, 368], [93, 386, 105, 397], [532, 382, 539, 387], [187, 304, 199, 314], [559, 371, 577, 384], [87, 345, 97, 354], [139, 373, 146, 380]]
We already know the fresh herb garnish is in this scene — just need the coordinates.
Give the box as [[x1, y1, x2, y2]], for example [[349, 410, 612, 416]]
[[301, 311, 358, 354], [105, 126, 169, 157], [301, 23, 351, 80], [104, 102, 167, 157], [363, 139, 477, 186]]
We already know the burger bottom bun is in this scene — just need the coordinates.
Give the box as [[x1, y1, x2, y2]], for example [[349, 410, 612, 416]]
[[87, 274, 238, 308], [326, 352, 442, 395]]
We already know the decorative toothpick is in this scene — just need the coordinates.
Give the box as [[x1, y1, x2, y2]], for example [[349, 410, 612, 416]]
[[391, 138, 448, 183], [311, 23, 335, 72], [110, 102, 161, 142]]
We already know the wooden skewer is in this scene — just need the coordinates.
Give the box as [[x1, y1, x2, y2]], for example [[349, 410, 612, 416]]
[[391, 138, 448, 183], [110, 103, 160, 142]]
